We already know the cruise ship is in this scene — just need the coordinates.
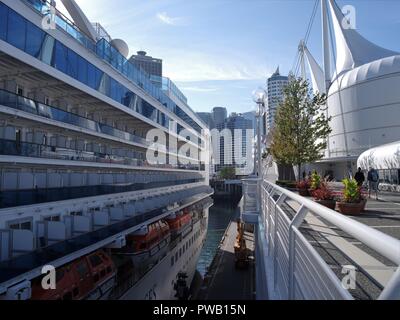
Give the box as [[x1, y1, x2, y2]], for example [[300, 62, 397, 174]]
[[0, 0, 213, 300]]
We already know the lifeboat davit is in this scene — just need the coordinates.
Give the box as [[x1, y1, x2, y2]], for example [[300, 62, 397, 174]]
[[115, 220, 171, 266], [166, 209, 192, 237], [31, 250, 116, 300]]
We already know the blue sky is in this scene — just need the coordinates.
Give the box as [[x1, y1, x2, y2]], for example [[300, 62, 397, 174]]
[[59, 0, 400, 114]]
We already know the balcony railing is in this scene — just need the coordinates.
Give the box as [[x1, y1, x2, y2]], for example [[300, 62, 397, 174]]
[[243, 180, 400, 300], [22, 0, 204, 135], [0, 138, 201, 172], [0, 89, 149, 146]]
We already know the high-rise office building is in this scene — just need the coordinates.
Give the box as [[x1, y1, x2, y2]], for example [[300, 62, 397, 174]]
[[215, 113, 253, 176], [266, 67, 289, 133], [129, 51, 163, 77], [212, 107, 227, 127]]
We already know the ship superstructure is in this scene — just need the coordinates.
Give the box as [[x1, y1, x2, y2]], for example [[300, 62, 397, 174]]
[[0, 0, 213, 300]]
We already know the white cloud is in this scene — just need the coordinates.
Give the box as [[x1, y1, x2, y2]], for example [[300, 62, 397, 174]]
[[180, 86, 218, 92], [156, 12, 184, 26], [163, 53, 269, 82]]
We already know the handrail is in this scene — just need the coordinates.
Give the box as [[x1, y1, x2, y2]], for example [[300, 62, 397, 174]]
[[264, 181, 400, 265], [246, 178, 400, 300]]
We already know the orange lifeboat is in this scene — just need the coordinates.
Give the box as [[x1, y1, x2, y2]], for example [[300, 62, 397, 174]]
[[166, 210, 192, 237], [115, 220, 171, 265], [31, 250, 116, 300]]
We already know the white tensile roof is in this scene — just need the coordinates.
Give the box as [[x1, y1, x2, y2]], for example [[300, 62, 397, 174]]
[[328, 0, 398, 79], [358, 141, 400, 170]]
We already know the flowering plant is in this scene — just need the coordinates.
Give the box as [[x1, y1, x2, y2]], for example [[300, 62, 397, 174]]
[[312, 183, 334, 201], [296, 179, 310, 189]]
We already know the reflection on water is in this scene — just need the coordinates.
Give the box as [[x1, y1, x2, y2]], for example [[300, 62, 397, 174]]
[[196, 199, 239, 277]]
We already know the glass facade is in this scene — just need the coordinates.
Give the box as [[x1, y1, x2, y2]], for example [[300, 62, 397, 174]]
[[9, 1, 203, 136]]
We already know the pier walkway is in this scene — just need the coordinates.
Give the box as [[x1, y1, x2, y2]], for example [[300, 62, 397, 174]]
[[194, 221, 255, 300]]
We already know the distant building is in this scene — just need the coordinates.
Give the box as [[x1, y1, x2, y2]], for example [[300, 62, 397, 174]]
[[129, 51, 162, 77], [196, 112, 215, 129], [242, 111, 256, 134], [212, 107, 227, 128], [215, 113, 253, 176], [266, 67, 289, 133]]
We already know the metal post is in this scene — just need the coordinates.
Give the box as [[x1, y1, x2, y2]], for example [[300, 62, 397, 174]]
[[256, 106, 262, 177], [288, 205, 308, 300], [321, 0, 331, 92]]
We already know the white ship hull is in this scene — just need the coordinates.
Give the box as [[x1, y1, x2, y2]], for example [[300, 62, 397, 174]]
[[120, 210, 208, 300]]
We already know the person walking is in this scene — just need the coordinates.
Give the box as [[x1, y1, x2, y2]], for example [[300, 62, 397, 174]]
[[367, 168, 380, 200], [354, 167, 365, 187]]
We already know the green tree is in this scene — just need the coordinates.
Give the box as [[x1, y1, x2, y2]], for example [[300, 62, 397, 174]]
[[219, 167, 236, 180], [270, 77, 332, 181]]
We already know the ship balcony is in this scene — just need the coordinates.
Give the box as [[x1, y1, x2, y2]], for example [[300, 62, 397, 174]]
[[0, 89, 203, 170], [0, 170, 204, 209], [0, 138, 201, 171]]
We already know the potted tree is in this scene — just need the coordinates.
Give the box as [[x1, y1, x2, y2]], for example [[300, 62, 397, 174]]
[[312, 183, 336, 210], [309, 172, 321, 195], [337, 179, 365, 215], [296, 179, 311, 197]]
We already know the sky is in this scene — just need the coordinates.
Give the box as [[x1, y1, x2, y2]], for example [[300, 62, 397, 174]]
[[58, 0, 400, 115]]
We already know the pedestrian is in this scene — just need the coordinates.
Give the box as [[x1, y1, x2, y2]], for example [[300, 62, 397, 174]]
[[367, 167, 380, 200], [354, 167, 365, 187]]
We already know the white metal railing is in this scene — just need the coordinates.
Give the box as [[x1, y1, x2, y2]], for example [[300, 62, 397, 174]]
[[243, 179, 400, 300]]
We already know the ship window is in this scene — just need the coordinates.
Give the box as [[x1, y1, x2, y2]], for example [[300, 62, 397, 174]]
[[53, 41, 68, 73], [171, 256, 174, 266], [87, 63, 96, 89], [77, 56, 88, 83], [67, 49, 78, 79], [26, 21, 44, 58], [89, 254, 103, 268], [179, 248, 182, 257], [8, 219, 32, 231], [175, 252, 178, 261], [7, 9, 26, 50], [0, 3, 7, 41], [44, 215, 60, 222]]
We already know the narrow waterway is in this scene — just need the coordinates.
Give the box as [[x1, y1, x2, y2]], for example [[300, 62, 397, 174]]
[[196, 198, 240, 277]]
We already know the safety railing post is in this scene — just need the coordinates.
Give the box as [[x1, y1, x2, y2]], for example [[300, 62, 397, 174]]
[[288, 205, 308, 300], [273, 193, 287, 291], [378, 266, 400, 300]]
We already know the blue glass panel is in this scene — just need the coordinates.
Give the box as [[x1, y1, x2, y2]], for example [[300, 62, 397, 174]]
[[7, 9, 26, 50], [87, 63, 96, 89], [110, 78, 118, 101], [0, 3, 7, 41], [77, 56, 88, 84], [53, 41, 68, 73], [25, 21, 44, 58], [67, 48, 78, 79]]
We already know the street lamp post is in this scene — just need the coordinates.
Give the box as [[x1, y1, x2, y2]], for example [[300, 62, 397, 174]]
[[252, 88, 267, 177]]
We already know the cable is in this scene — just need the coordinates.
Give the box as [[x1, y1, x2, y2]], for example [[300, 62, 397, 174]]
[[290, 0, 319, 75]]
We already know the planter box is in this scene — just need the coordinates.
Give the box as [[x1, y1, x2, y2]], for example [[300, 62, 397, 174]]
[[298, 189, 309, 197], [337, 202, 364, 215], [315, 199, 336, 210]]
